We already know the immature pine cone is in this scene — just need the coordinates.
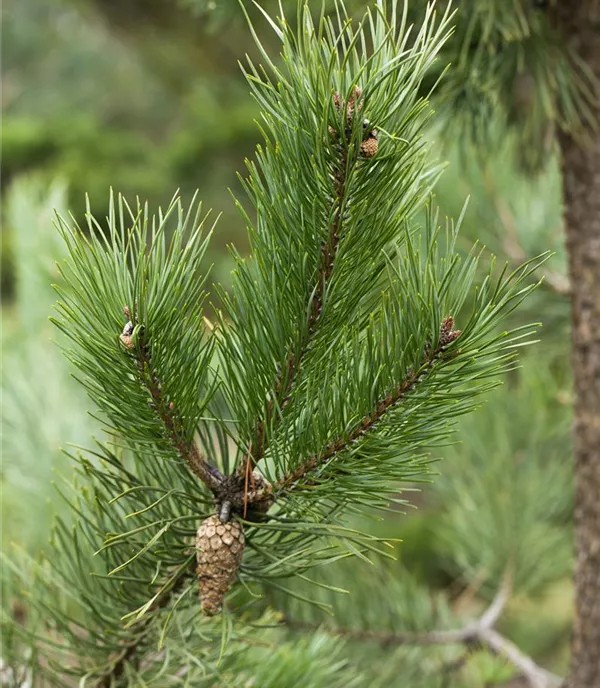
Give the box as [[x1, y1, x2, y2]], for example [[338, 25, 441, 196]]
[[360, 130, 379, 158], [332, 85, 363, 130], [195, 514, 245, 615], [439, 316, 461, 347]]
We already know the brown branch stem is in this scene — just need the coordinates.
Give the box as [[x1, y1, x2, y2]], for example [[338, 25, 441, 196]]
[[134, 332, 223, 493], [275, 334, 454, 493]]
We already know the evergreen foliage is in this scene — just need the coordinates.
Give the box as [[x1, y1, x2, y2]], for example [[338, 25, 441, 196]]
[[0, 2, 555, 685]]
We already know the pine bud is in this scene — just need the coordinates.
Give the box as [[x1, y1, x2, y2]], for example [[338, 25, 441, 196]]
[[248, 471, 274, 517], [346, 85, 362, 121], [195, 514, 245, 615], [332, 86, 363, 126], [120, 321, 135, 349], [439, 316, 461, 347], [360, 130, 379, 158]]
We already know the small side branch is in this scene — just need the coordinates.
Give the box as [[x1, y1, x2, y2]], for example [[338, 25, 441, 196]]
[[99, 628, 149, 688], [98, 560, 195, 687], [123, 311, 223, 493], [138, 347, 222, 491], [276, 318, 461, 492], [480, 627, 563, 688], [284, 570, 562, 688]]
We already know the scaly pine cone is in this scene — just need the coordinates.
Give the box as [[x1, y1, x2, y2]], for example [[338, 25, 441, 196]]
[[195, 514, 245, 615]]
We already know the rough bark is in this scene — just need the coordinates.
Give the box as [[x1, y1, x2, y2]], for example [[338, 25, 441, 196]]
[[553, 3, 600, 686]]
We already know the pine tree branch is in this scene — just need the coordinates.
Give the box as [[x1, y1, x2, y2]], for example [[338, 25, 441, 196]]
[[241, 136, 350, 483], [129, 321, 223, 493], [97, 559, 195, 688], [284, 570, 563, 688], [478, 628, 563, 688], [99, 629, 149, 688], [274, 318, 461, 493]]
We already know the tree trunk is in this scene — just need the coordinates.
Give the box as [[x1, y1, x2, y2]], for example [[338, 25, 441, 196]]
[[553, 3, 600, 686]]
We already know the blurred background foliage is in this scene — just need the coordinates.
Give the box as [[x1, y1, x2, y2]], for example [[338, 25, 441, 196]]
[[1, 0, 573, 685]]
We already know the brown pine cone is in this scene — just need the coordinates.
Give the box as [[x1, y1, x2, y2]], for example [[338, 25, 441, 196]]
[[195, 514, 245, 615]]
